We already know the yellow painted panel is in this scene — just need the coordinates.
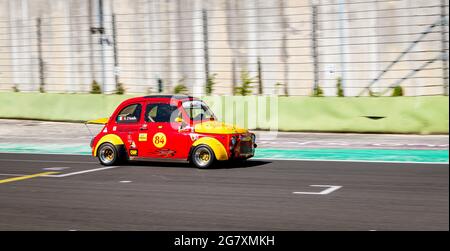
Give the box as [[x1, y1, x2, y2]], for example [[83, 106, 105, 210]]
[[194, 121, 247, 134], [93, 134, 124, 156], [0, 172, 59, 184], [86, 117, 109, 125], [192, 137, 229, 161]]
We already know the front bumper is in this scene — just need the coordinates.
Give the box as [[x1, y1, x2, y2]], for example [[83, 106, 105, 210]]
[[231, 134, 256, 159]]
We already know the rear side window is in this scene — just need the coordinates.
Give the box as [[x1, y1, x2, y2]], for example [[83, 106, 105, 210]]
[[116, 104, 142, 123], [145, 103, 179, 122]]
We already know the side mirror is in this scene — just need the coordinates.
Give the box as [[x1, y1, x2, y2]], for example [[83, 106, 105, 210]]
[[175, 117, 183, 123]]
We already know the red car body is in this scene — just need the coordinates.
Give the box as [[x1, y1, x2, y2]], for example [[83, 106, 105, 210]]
[[89, 95, 256, 168]]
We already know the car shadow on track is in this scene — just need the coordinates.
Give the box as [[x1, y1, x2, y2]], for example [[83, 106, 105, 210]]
[[122, 160, 271, 170]]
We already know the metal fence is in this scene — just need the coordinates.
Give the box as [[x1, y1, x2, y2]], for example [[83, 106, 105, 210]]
[[0, 0, 448, 96]]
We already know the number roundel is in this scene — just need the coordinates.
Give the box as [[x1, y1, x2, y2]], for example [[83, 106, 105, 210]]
[[152, 132, 167, 148]]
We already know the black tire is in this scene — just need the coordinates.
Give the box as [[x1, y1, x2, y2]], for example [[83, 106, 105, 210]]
[[97, 143, 121, 166], [190, 144, 216, 169]]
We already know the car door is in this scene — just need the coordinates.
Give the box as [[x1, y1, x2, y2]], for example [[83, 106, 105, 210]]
[[113, 102, 143, 157], [138, 101, 189, 159]]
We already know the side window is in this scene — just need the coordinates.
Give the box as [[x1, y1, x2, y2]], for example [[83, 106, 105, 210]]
[[145, 103, 179, 122], [116, 104, 142, 123]]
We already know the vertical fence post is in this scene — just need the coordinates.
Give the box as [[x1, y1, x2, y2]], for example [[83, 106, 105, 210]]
[[311, 4, 319, 94], [112, 13, 119, 90], [36, 17, 45, 92], [202, 9, 210, 95], [338, 0, 347, 95], [441, 0, 449, 96], [88, 0, 96, 87], [257, 57, 263, 95], [98, 0, 105, 93], [232, 59, 237, 95], [280, 0, 289, 96]]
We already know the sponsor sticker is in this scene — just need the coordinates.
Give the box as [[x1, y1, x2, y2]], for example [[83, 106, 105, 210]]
[[138, 133, 148, 142], [129, 149, 138, 156], [189, 133, 199, 142]]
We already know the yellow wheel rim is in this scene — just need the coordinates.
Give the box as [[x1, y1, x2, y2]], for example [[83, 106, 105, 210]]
[[193, 146, 213, 167]]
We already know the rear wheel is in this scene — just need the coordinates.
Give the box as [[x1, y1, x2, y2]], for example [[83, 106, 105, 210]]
[[97, 143, 121, 166], [191, 145, 215, 169]]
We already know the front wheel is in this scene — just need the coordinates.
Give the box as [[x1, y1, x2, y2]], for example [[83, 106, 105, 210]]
[[97, 143, 121, 166], [191, 145, 216, 169]]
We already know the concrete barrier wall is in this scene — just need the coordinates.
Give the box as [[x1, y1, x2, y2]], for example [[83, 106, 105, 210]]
[[0, 93, 137, 122], [0, 93, 448, 134], [275, 96, 449, 134]]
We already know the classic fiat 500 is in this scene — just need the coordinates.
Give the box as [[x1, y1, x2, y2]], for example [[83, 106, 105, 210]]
[[88, 95, 256, 168]]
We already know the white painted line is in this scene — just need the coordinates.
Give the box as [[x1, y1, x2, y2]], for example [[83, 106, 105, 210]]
[[253, 157, 449, 165], [372, 143, 403, 146], [44, 166, 120, 178], [119, 180, 132, 183], [293, 185, 342, 195], [43, 167, 70, 171]]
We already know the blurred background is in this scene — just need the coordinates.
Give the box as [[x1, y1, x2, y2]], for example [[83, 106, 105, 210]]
[[0, 0, 448, 97]]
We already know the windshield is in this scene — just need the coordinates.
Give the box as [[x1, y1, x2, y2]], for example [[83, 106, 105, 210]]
[[182, 100, 216, 121]]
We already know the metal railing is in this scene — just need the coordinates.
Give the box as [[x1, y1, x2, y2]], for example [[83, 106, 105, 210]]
[[0, 0, 448, 96]]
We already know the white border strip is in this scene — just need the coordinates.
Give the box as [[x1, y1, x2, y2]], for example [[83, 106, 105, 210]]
[[44, 166, 120, 178], [253, 157, 449, 165]]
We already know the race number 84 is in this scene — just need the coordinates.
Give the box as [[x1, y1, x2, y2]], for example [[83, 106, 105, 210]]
[[153, 132, 167, 148]]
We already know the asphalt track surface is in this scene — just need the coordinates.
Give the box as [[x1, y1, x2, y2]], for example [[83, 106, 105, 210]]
[[0, 153, 448, 231], [1, 119, 448, 150]]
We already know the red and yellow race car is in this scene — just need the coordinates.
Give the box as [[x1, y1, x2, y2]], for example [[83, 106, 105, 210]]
[[88, 95, 257, 168]]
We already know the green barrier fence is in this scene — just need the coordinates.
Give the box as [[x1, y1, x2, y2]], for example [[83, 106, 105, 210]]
[[0, 92, 448, 134], [202, 96, 449, 134]]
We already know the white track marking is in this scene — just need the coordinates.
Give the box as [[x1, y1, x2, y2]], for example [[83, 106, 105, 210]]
[[43, 167, 70, 171], [253, 157, 449, 165], [119, 180, 132, 183], [293, 185, 342, 195], [44, 166, 119, 177]]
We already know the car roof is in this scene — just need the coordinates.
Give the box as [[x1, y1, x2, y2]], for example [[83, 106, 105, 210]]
[[121, 95, 198, 104], [143, 95, 197, 100]]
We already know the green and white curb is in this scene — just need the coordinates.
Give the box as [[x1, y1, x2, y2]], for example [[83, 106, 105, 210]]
[[0, 143, 448, 164], [0, 143, 90, 155], [255, 148, 449, 164]]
